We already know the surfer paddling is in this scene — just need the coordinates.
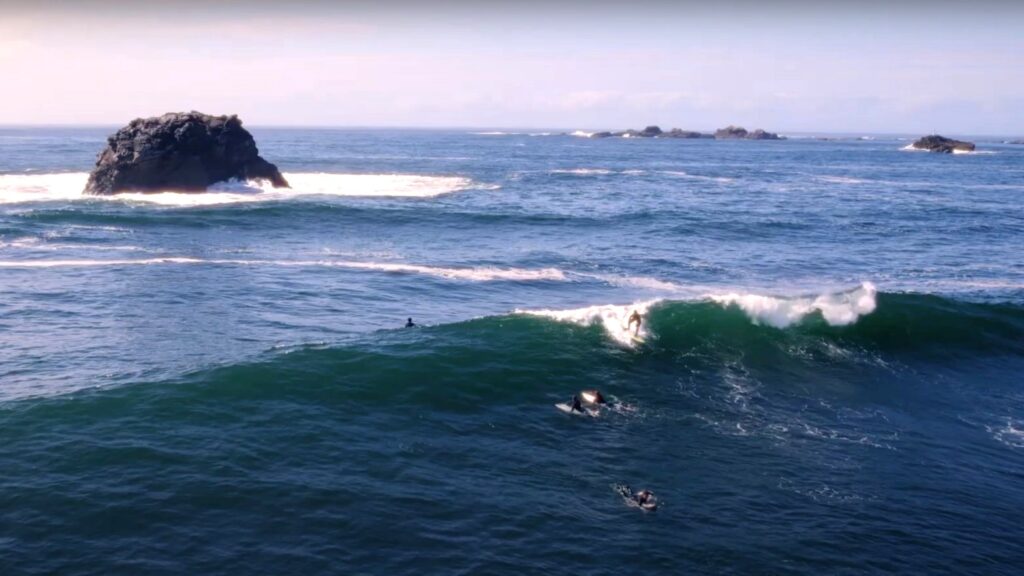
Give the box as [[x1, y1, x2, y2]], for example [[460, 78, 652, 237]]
[[634, 489, 657, 510], [615, 484, 658, 511], [627, 310, 642, 336]]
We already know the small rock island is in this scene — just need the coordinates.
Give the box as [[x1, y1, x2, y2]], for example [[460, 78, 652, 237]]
[[586, 125, 783, 140], [84, 111, 289, 195], [909, 134, 976, 154], [713, 125, 783, 140]]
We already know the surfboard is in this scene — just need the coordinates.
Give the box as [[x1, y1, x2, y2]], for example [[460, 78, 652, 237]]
[[630, 334, 646, 345], [556, 403, 597, 417]]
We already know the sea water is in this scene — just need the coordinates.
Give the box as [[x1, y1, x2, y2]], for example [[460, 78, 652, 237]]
[[1, 128, 1023, 574]]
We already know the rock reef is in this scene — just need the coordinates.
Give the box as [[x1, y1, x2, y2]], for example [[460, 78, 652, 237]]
[[84, 111, 288, 195], [909, 135, 976, 154], [583, 125, 781, 140], [713, 125, 783, 140]]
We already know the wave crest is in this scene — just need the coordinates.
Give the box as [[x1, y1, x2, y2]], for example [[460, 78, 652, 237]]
[[711, 282, 877, 328], [516, 300, 662, 346]]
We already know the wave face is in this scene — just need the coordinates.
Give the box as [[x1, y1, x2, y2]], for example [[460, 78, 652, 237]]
[[2, 292, 1023, 573], [3, 128, 1024, 575]]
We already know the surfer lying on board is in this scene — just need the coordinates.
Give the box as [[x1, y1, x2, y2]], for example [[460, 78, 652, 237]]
[[627, 310, 642, 336], [569, 395, 584, 413]]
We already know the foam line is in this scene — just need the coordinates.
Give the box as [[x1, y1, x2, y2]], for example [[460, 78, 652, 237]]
[[0, 172, 487, 206]]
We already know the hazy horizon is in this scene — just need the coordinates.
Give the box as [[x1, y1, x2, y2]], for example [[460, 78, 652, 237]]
[[2, 0, 1023, 134]]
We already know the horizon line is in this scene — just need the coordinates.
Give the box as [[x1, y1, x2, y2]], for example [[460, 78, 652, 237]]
[[0, 123, 1020, 139]]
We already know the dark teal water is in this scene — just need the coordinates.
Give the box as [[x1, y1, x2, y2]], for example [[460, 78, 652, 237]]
[[1, 128, 1023, 574]]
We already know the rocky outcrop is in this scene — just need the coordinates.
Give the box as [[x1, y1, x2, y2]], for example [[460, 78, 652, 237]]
[[581, 124, 782, 140], [661, 128, 711, 139], [747, 129, 783, 140], [84, 111, 288, 195], [714, 125, 783, 140], [909, 135, 976, 153], [638, 125, 663, 138]]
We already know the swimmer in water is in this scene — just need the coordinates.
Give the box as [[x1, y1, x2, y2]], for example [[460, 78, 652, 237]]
[[627, 310, 642, 336], [405, 317, 416, 328]]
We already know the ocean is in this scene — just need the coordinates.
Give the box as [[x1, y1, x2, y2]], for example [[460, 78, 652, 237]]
[[1, 127, 1023, 575]]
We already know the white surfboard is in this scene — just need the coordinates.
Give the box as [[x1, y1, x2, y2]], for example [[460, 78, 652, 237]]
[[555, 403, 597, 417]]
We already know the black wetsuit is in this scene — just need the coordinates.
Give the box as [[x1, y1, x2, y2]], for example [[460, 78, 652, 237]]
[[570, 395, 583, 413]]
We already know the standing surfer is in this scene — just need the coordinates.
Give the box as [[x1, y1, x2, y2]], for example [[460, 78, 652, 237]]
[[627, 310, 642, 336]]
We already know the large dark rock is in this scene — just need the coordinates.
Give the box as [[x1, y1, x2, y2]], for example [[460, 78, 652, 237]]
[[638, 125, 663, 137], [714, 125, 748, 139], [662, 128, 711, 139], [910, 134, 975, 153], [747, 128, 783, 140], [714, 125, 783, 140], [84, 111, 288, 194]]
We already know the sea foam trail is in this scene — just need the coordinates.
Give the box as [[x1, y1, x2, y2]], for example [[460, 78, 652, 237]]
[[0, 257, 565, 282], [711, 282, 877, 328], [0, 172, 486, 206]]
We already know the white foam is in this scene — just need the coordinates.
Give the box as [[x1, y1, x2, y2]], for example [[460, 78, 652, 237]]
[[0, 173, 91, 204], [818, 176, 867, 185], [710, 282, 877, 328], [661, 170, 734, 183], [0, 257, 564, 282], [570, 130, 595, 138], [550, 168, 614, 175], [0, 257, 206, 268], [580, 273, 691, 293], [325, 261, 565, 282], [900, 144, 928, 152], [516, 300, 660, 347], [987, 419, 1024, 449], [0, 172, 485, 206]]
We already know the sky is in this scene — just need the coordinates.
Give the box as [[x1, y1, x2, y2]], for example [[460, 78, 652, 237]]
[[1, 0, 1023, 134]]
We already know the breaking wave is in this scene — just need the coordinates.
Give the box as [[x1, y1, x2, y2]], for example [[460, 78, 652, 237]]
[[0, 172, 492, 206], [710, 282, 877, 328]]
